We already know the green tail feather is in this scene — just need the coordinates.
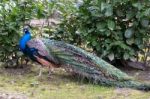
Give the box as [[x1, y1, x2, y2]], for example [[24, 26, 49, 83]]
[[43, 39, 150, 91], [97, 79, 150, 91]]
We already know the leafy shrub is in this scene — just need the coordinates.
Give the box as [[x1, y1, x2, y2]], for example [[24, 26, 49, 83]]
[[55, 0, 150, 62], [0, 0, 42, 62], [0, 0, 76, 64]]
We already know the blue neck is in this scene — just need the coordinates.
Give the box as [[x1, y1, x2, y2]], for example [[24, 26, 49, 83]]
[[19, 31, 31, 51]]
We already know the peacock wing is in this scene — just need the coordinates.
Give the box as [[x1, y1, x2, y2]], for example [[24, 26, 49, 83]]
[[26, 38, 59, 64]]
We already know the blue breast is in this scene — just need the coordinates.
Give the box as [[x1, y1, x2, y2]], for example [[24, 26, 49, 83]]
[[19, 32, 31, 51], [19, 32, 39, 61]]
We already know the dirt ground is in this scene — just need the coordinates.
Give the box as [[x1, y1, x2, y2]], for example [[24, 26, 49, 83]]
[[0, 64, 149, 99]]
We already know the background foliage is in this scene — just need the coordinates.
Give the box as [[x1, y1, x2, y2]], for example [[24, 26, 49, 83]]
[[55, 0, 150, 63], [0, 0, 42, 63], [0, 0, 76, 63], [0, 0, 149, 66], [0, 1, 24, 62]]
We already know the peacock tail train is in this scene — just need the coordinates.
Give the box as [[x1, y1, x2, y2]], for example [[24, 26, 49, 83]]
[[40, 38, 150, 91]]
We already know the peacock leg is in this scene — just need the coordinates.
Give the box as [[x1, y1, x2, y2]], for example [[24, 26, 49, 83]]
[[38, 67, 42, 77], [48, 65, 54, 77], [37, 65, 44, 77]]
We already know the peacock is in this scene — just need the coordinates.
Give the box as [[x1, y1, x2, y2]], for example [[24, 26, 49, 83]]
[[19, 27, 150, 91]]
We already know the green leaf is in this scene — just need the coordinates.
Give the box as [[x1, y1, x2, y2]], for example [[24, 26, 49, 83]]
[[144, 8, 150, 16], [96, 45, 100, 51], [80, 28, 88, 36], [105, 30, 111, 36], [135, 38, 142, 45], [92, 40, 97, 46], [101, 2, 106, 12], [108, 53, 114, 61], [0, 32, 8, 35], [88, 29, 94, 33], [126, 11, 135, 20], [132, 2, 143, 10], [107, 20, 115, 30], [105, 6, 113, 17], [124, 28, 134, 39], [126, 38, 134, 45], [16, 51, 23, 57], [116, 9, 124, 17], [96, 22, 106, 32], [101, 2, 113, 16], [140, 19, 149, 28], [88, 6, 101, 17], [123, 53, 129, 60]]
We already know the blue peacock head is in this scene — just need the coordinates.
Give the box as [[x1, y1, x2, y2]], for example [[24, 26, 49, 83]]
[[19, 26, 31, 51], [23, 26, 30, 34], [23, 28, 30, 34]]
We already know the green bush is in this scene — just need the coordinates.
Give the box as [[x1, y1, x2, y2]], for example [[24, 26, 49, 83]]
[[0, 0, 76, 63], [0, 0, 43, 62], [55, 0, 150, 62]]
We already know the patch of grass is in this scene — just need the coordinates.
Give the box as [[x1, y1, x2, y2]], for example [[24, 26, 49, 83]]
[[0, 65, 149, 99]]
